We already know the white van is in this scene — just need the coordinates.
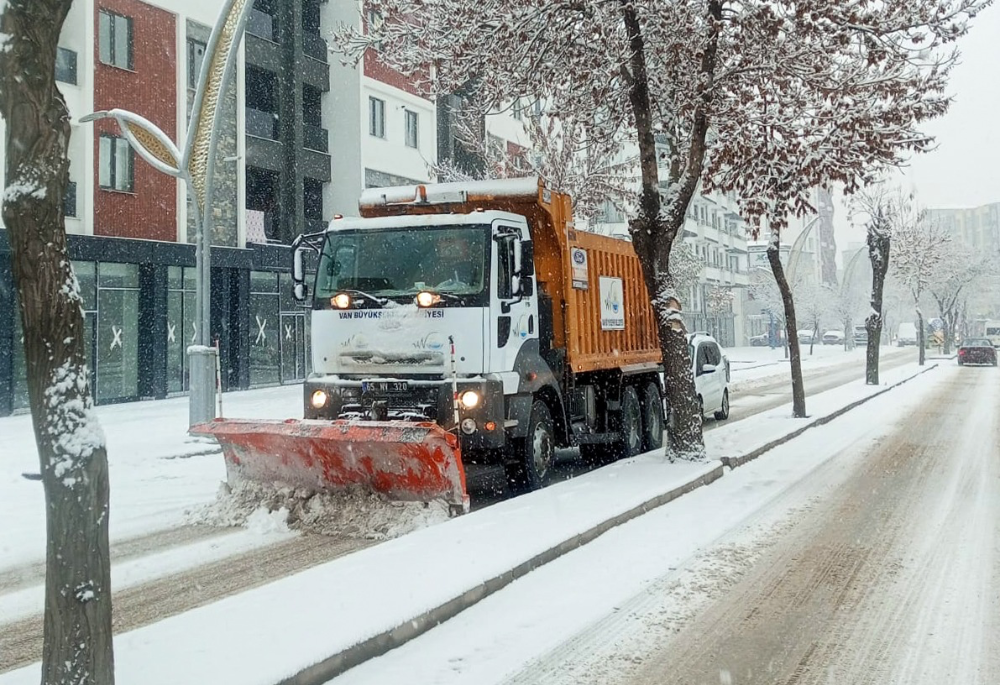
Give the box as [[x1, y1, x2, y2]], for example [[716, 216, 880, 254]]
[[897, 322, 918, 347], [985, 321, 1000, 348]]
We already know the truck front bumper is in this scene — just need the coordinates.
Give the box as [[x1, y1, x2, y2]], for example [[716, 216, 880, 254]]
[[303, 376, 507, 453]]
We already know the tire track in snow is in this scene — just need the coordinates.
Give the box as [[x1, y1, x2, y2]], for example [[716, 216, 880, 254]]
[[0, 524, 234, 595], [619, 369, 1000, 685], [0, 533, 371, 673]]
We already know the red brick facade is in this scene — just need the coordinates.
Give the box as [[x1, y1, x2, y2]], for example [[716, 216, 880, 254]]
[[93, 0, 177, 242]]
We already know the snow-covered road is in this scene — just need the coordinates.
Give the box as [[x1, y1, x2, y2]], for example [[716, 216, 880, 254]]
[[327, 363, 999, 685], [621, 366, 1000, 685], [0, 347, 920, 675]]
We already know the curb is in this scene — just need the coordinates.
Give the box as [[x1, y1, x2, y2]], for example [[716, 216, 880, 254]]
[[279, 464, 725, 685], [721, 363, 939, 470], [278, 362, 937, 685]]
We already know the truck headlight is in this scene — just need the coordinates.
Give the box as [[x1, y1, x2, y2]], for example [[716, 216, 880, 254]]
[[332, 293, 351, 309], [415, 291, 439, 308], [460, 390, 480, 409], [461, 418, 477, 434], [311, 390, 329, 408]]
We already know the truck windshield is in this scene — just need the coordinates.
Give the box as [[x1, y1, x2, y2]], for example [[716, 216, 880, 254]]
[[314, 226, 489, 305]]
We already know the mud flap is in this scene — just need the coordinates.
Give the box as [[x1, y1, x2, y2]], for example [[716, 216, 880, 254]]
[[192, 419, 470, 514]]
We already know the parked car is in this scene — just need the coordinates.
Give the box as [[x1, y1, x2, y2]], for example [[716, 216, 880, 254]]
[[957, 338, 997, 366], [689, 333, 731, 421], [798, 329, 815, 345], [749, 333, 769, 347], [897, 322, 918, 346], [853, 325, 868, 346], [822, 330, 844, 345]]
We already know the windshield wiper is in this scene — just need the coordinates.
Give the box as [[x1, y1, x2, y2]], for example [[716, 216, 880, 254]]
[[431, 291, 466, 303], [339, 289, 388, 307]]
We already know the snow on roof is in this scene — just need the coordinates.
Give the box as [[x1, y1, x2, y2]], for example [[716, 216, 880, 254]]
[[358, 176, 542, 208]]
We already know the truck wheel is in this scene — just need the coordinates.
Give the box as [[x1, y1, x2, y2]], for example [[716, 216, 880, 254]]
[[642, 382, 664, 452], [580, 385, 643, 465], [618, 385, 643, 459], [505, 400, 555, 494], [714, 389, 730, 421]]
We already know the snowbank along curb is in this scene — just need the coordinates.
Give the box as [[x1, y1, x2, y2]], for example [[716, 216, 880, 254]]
[[278, 464, 724, 685], [721, 363, 939, 470]]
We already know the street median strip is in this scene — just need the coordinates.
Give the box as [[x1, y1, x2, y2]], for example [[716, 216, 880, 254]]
[[721, 363, 939, 470]]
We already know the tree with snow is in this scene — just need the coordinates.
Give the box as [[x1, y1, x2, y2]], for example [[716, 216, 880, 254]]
[[337, 0, 988, 445], [927, 242, 995, 354], [430, 107, 639, 226], [848, 184, 918, 384], [793, 279, 832, 356], [891, 213, 951, 365], [0, 1, 115, 682]]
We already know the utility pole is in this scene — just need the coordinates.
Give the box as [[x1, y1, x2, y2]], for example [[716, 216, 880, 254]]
[[80, 0, 254, 427]]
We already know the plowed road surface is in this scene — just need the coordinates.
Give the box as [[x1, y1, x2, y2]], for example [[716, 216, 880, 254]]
[[0, 349, 917, 674], [621, 368, 1000, 685]]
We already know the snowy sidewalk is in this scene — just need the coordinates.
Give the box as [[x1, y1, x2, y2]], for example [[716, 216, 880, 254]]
[[0, 384, 303, 572], [0, 361, 939, 685]]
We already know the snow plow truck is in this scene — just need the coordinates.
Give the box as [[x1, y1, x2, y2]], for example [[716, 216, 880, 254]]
[[195, 177, 665, 515]]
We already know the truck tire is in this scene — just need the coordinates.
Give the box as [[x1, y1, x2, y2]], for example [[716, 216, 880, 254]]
[[642, 382, 665, 452], [580, 384, 643, 465], [505, 400, 555, 494], [619, 385, 644, 458]]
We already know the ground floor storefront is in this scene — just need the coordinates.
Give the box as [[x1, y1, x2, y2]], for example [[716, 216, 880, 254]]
[[0, 231, 312, 416]]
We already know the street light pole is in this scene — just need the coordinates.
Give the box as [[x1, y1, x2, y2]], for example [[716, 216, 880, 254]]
[[79, 0, 254, 428]]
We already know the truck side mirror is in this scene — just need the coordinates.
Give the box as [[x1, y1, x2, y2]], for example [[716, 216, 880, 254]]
[[517, 276, 533, 297], [291, 247, 307, 302], [513, 240, 523, 275]]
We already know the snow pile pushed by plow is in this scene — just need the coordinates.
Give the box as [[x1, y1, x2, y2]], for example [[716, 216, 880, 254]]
[[193, 480, 451, 540]]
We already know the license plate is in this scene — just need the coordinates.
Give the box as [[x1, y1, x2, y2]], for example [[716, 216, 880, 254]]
[[362, 380, 408, 394]]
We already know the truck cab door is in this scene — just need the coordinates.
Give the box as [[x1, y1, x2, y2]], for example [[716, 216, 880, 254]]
[[489, 224, 537, 375]]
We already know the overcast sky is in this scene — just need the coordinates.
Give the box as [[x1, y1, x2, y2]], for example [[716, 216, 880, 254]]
[[836, 4, 999, 246]]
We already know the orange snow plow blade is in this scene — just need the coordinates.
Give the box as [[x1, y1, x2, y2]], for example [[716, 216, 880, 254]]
[[192, 419, 470, 514]]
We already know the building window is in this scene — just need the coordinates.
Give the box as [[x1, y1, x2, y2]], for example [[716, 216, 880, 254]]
[[369, 97, 385, 138], [187, 39, 207, 89], [404, 110, 418, 148], [99, 135, 134, 192], [366, 9, 384, 51], [63, 181, 77, 217], [512, 98, 523, 121], [99, 11, 133, 70], [55, 47, 78, 84]]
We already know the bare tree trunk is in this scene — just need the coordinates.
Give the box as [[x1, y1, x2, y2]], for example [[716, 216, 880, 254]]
[[917, 308, 926, 366], [620, 2, 721, 458], [865, 224, 890, 385], [768, 248, 806, 417], [0, 2, 115, 683]]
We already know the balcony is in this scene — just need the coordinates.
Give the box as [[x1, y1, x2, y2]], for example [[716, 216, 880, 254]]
[[246, 108, 278, 140], [247, 9, 278, 42], [246, 210, 281, 245], [303, 32, 327, 63], [303, 124, 328, 153]]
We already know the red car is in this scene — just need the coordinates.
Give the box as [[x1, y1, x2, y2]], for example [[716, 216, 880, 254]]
[[958, 338, 997, 366]]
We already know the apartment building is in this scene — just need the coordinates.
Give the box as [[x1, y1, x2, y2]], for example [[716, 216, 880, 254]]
[[243, 0, 331, 243], [926, 202, 1000, 254], [324, 2, 438, 216], [0, 0, 320, 416]]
